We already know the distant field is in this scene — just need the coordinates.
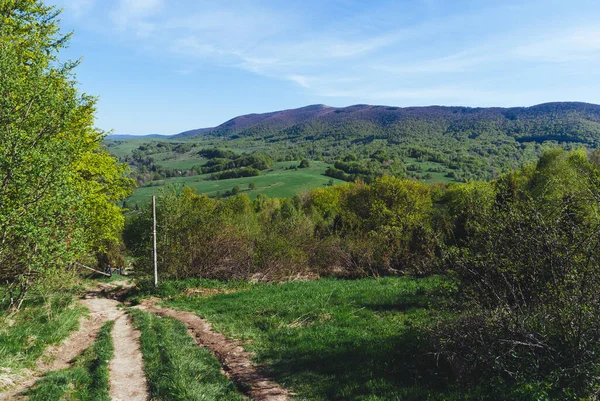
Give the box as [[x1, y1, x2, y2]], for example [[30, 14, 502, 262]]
[[125, 161, 345, 206], [103, 137, 161, 158], [404, 157, 455, 183], [107, 137, 458, 206]]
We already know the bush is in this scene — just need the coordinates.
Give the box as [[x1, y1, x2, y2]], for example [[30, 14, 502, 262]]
[[435, 149, 600, 398], [298, 159, 310, 168]]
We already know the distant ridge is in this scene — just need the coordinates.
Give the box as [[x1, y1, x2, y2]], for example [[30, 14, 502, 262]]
[[171, 104, 336, 138], [107, 134, 168, 140], [170, 102, 600, 144]]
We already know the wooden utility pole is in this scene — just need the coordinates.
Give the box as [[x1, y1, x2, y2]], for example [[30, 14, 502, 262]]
[[152, 195, 158, 288]]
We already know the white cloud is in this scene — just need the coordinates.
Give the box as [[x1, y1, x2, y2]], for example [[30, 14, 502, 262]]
[[287, 75, 310, 88], [88, 0, 600, 106], [111, 0, 163, 35], [514, 28, 600, 63], [62, 0, 96, 18]]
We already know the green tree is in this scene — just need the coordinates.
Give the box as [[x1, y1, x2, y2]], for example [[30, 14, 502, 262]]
[[298, 159, 310, 168], [0, 1, 133, 309], [249, 182, 256, 190]]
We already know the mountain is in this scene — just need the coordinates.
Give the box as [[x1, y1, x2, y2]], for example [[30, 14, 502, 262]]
[[171, 104, 337, 139], [172, 102, 600, 146]]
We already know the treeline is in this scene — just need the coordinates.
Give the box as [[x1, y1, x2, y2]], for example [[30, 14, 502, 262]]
[[0, 2, 133, 309], [117, 142, 203, 186], [125, 148, 600, 398], [198, 149, 272, 178], [325, 158, 405, 183], [116, 144, 274, 186]]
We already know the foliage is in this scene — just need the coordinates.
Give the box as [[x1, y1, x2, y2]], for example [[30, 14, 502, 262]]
[[298, 159, 310, 168], [129, 161, 344, 205], [124, 148, 600, 397], [125, 174, 444, 280], [0, 1, 133, 309], [209, 166, 261, 180], [130, 308, 245, 401], [434, 149, 600, 399], [138, 102, 600, 184]]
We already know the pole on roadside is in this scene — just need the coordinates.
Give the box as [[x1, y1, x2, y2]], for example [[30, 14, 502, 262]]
[[153, 195, 158, 288]]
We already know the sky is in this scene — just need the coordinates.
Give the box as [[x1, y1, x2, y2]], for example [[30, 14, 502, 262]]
[[51, 0, 600, 135]]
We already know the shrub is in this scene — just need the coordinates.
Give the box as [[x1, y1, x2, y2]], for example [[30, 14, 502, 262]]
[[435, 149, 600, 398]]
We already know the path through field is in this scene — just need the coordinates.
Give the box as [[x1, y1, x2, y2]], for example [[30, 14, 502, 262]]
[[138, 299, 292, 401], [0, 282, 149, 401], [2, 281, 293, 401], [109, 308, 148, 401]]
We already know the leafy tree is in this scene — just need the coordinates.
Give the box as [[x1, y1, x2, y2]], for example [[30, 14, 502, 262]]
[[249, 182, 256, 190], [437, 150, 600, 398], [298, 159, 310, 168], [0, 1, 133, 309]]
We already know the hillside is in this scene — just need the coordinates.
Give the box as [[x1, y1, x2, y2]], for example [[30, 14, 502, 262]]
[[165, 102, 600, 181], [105, 101, 600, 203], [172, 102, 600, 145]]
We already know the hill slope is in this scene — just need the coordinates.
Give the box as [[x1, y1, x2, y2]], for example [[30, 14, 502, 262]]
[[173, 102, 600, 146]]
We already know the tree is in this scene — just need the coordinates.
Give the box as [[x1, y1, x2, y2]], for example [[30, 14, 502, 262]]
[[0, 1, 133, 309], [299, 159, 310, 168], [249, 182, 256, 190], [437, 150, 600, 398]]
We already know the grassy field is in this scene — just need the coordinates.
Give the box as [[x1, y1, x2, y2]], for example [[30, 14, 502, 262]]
[[107, 137, 458, 206], [0, 294, 85, 375], [130, 308, 245, 401], [126, 161, 345, 206], [26, 320, 114, 401], [103, 137, 159, 158], [149, 277, 481, 401], [404, 157, 455, 183]]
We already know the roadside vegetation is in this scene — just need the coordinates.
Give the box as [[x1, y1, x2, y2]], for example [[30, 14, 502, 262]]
[[0, 1, 134, 310], [25, 320, 114, 401], [0, 294, 85, 378], [130, 309, 245, 401]]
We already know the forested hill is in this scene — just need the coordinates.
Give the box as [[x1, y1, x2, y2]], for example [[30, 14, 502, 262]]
[[173, 102, 600, 146]]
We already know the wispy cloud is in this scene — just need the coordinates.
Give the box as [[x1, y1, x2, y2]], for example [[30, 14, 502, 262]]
[[111, 0, 163, 36], [61, 0, 600, 108], [287, 74, 311, 88], [514, 27, 600, 63], [61, 0, 96, 18]]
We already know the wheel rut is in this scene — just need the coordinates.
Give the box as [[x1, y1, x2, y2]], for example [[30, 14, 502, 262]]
[[109, 310, 148, 401], [0, 282, 149, 401], [137, 299, 293, 401]]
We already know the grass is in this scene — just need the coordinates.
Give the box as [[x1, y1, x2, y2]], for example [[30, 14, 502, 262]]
[[0, 294, 86, 373], [108, 136, 458, 207], [25, 320, 115, 401], [156, 276, 482, 400], [130, 277, 255, 301], [126, 161, 345, 205], [129, 308, 245, 401], [404, 157, 455, 183]]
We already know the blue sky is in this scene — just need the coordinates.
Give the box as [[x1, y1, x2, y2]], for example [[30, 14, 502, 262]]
[[52, 0, 600, 135]]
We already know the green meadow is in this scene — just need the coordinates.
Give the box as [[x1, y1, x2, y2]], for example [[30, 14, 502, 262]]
[[125, 161, 345, 206]]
